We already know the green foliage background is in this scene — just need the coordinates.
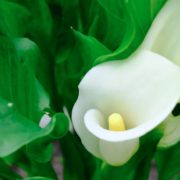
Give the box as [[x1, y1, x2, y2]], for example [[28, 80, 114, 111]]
[[0, 0, 179, 180]]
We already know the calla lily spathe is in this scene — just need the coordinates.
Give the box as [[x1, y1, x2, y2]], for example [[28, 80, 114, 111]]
[[72, 0, 180, 166]]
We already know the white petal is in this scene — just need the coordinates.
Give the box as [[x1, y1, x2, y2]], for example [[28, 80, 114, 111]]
[[83, 109, 139, 164], [142, 0, 180, 66], [73, 50, 180, 142], [100, 139, 139, 166], [158, 115, 180, 148], [81, 130, 101, 158], [84, 109, 107, 134], [72, 100, 102, 157]]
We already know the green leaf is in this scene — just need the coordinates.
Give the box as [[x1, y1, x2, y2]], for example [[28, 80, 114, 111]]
[[173, 174, 180, 180], [94, 0, 126, 50], [0, 36, 54, 156], [26, 113, 69, 163], [156, 142, 180, 180], [51, 113, 69, 139], [150, 0, 168, 19], [3, 148, 32, 173], [95, 0, 167, 64], [61, 133, 85, 180], [19, 0, 53, 46], [55, 30, 110, 109], [0, 36, 49, 123], [28, 161, 57, 179], [0, 159, 21, 179], [78, 0, 126, 50], [13, 37, 54, 98], [3, 147, 58, 179], [26, 137, 54, 163], [60, 133, 97, 180], [73, 30, 111, 71], [13, 38, 40, 74], [0, 97, 55, 157], [56, 0, 80, 29], [0, 1, 30, 36]]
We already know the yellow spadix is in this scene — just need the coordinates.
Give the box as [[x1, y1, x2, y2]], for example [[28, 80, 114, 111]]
[[108, 113, 126, 131]]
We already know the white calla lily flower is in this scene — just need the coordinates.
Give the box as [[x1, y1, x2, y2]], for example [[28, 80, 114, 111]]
[[72, 0, 180, 166]]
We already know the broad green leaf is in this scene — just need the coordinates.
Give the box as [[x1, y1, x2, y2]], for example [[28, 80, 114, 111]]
[[13, 38, 40, 74], [56, 30, 110, 77], [0, 36, 53, 156], [13, 37, 54, 98], [97, 0, 124, 20], [0, 1, 30, 36], [79, 0, 125, 50], [0, 36, 49, 123], [94, 0, 126, 50], [79, 0, 98, 33], [156, 142, 180, 180], [73, 30, 111, 72], [94, 5, 135, 65], [19, 0, 53, 47], [55, 30, 110, 109], [0, 97, 55, 157]]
